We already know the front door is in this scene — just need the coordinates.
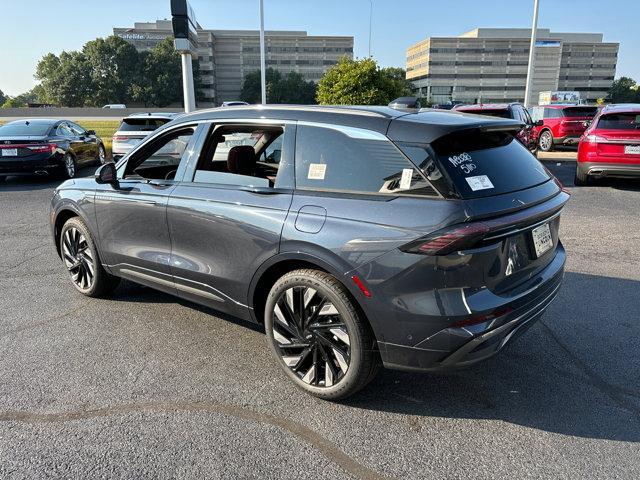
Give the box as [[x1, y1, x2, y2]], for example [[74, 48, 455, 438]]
[[94, 123, 201, 295], [167, 122, 295, 318]]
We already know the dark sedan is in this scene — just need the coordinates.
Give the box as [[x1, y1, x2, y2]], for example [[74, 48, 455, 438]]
[[0, 119, 106, 181]]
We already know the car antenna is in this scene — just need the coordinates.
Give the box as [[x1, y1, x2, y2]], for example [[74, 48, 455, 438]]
[[25, 120, 30, 126]]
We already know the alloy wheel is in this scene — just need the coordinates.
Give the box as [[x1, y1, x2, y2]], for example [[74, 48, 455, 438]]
[[98, 145, 106, 164], [539, 131, 552, 151], [271, 286, 351, 387], [64, 155, 75, 178], [61, 227, 94, 290]]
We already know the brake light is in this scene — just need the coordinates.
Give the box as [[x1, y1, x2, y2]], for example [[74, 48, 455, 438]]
[[27, 143, 57, 153], [399, 222, 491, 255], [583, 134, 606, 144], [112, 136, 128, 141]]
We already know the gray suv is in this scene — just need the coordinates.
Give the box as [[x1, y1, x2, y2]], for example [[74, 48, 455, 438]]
[[51, 106, 569, 400]]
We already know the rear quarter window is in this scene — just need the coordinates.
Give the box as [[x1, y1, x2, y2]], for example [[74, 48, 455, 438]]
[[294, 125, 439, 197]]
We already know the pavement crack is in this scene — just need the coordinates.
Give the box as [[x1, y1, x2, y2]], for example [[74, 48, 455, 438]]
[[0, 400, 391, 480], [540, 321, 640, 417]]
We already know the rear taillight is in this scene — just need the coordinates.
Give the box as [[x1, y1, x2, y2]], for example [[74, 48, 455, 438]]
[[399, 222, 490, 255], [26, 143, 57, 153], [112, 136, 128, 141], [583, 134, 606, 144]]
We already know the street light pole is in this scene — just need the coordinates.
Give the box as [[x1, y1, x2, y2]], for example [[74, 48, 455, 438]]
[[524, 0, 540, 107], [368, 0, 373, 57], [259, 0, 266, 105], [180, 52, 196, 113]]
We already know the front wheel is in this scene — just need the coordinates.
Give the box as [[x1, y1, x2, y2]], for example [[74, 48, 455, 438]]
[[60, 217, 120, 297], [538, 130, 554, 152], [265, 269, 379, 400]]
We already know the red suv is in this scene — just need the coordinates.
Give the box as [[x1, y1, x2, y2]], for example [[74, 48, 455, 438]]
[[575, 104, 640, 185], [529, 105, 599, 152], [453, 103, 540, 152]]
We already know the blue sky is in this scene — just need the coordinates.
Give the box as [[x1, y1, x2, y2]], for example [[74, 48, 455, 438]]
[[1, 0, 638, 96]]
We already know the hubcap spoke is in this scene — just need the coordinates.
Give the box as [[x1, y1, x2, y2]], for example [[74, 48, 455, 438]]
[[62, 228, 94, 290]]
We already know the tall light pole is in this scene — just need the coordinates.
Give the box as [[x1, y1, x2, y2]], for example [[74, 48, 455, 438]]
[[259, 0, 267, 104], [368, 0, 373, 57], [524, 0, 540, 107]]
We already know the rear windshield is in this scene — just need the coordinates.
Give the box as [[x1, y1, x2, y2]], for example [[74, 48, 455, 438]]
[[596, 113, 640, 130], [0, 122, 52, 136], [562, 107, 598, 118], [460, 109, 512, 119], [397, 130, 550, 199], [118, 118, 170, 132]]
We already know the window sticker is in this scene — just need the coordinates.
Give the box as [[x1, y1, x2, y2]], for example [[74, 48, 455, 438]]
[[307, 163, 327, 180], [400, 168, 413, 190], [448, 152, 472, 167], [465, 175, 494, 191]]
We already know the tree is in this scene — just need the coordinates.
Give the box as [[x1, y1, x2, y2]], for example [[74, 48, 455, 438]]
[[316, 58, 412, 105], [0, 89, 6, 106], [240, 68, 317, 104], [608, 77, 640, 103], [1, 88, 41, 108]]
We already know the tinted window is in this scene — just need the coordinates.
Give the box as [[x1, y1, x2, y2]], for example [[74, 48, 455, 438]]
[[193, 125, 284, 188], [67, 122, 86, 136], [461, 109, 512, 119], [0, 122, 52, 136], [596, 113, 640, 130], [56, 123, 75, 137], [562, 107, 598, 118], [118, 118, 170, 132], [295, 125, 438, 196], [544, 108, 562, 119], [398, 131, 550, 199]]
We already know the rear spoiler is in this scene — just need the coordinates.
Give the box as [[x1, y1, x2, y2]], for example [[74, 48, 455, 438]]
[[478, 121, 524, 134]]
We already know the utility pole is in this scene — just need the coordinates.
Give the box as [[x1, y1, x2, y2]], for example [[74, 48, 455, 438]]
[[524, 0, 540, 107], [259, 0, 267, 104], [368, 0, 373, 57]]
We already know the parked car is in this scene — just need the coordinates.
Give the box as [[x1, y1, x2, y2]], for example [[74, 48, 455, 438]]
[[51, 105, 569, 399], [388, 96, 422, 111], [0, 119, 106, 181], [431, 100, 464, 110], [529, 104, 599, 151], [102, 104, 126, 109], [453, 103, 541, 152], [575, 103, 640, 185], [111, 113, 178, 160], [221, 101, 250, 107]]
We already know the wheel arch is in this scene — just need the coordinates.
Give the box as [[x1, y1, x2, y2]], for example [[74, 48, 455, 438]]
[[52, 206, 83, 258]]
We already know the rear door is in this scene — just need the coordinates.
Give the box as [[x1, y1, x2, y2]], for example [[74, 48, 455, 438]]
[[166, 121, 295, 317], [57, 122, 86, 160]]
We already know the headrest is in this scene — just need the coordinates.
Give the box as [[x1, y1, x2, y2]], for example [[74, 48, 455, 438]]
[[227, 145, 257, 175]]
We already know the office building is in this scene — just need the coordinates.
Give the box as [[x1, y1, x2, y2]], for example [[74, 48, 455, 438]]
[[114, 20, 354, 106], [406, 28, 619, 105]]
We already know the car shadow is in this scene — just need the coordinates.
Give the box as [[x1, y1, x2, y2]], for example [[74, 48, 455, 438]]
[[0, 166, 97, 191], [343, 271, 640, 442]]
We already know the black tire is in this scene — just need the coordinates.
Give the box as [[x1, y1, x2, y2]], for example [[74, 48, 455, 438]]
[[265, 269, 379, 400], [59, 217, 120, 297], [98, 144, 107, 164], [574, 167, 589, 186], [538, 130, 554, 152], [61, 153, 76, 179]]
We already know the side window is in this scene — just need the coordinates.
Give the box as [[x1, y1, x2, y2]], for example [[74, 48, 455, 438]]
[[123, 126, 195, 180], [521, 107, 533, 125], [295, 125, 438, 197], [68, 122, 85, 136], [530, 107, 542, 122], [192, 125, 285, 188], [56, 123, 74, 137]]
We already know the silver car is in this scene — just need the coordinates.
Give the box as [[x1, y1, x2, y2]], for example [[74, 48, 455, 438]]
[[111, 113, 177, 160]]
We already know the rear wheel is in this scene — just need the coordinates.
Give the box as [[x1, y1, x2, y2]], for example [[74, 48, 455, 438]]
[[574, 167, 590, 186], [538, 130, 554, 152], [62, 154, 76, 179], [98, 144, 107, 164], [60, 217, 120, 297], [265, 269, 379, 400]]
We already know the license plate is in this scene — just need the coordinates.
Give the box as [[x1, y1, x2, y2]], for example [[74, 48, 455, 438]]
[[624, 145, 640, 155], [531, 223, 553, 258], [1, 148, 17, 157]]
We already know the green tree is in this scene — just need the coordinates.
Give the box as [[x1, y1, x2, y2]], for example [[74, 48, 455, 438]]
[[608, 77, 640, 103], [240, 68, 316, 104], [316, 58, 412, 105], [1, 87, 41, 108], [0, 89, 6, 106]]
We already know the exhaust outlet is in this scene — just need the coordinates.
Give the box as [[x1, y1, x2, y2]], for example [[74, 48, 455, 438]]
[[34, 170, 49, 176]]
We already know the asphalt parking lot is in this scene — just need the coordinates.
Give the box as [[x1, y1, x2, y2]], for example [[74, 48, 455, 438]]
[[1, 159, 639, 479]]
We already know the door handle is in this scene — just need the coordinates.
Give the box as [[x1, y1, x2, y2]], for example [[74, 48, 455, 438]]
[[239, 186, 288, 195]]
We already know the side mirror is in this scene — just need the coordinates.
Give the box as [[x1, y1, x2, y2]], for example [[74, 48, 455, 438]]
[[86, 129, 96, 136], [534, 120, 544, 127], [95, 162, 118, 186]]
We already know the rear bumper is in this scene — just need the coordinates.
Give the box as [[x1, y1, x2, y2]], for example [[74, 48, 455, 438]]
[[378, 244, 566, 372], [0, 155, 63, 177], [555, 135, 581, 146], [578, 162, 640, 179]]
